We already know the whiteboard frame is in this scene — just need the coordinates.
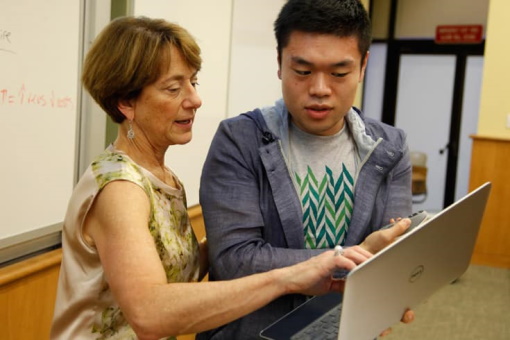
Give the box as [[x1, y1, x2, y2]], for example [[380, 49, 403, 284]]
[[0, 0, 110, 266]]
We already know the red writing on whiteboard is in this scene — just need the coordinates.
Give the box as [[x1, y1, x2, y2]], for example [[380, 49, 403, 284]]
[[0, 84, 73, 109]]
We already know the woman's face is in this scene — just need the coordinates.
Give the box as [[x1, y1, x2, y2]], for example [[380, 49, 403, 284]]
[[129, 45, 202, 148]]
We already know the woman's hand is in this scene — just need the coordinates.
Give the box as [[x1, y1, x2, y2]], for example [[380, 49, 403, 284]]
[[279, 246, 373, 297]]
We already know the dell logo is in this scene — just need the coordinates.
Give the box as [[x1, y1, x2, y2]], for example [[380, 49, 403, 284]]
[[409, 265, 425, 283]]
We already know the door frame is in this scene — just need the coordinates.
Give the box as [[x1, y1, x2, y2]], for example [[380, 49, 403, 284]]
[[368, 0, 485, 208]]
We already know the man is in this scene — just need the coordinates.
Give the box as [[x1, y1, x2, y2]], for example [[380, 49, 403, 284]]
[[198, 0, 413, 339]]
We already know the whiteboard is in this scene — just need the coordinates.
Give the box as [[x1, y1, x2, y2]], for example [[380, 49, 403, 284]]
[[0, 0, 82, 261]]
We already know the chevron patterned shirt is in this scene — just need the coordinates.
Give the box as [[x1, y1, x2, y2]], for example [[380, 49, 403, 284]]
[[288, 122, 360, 249]]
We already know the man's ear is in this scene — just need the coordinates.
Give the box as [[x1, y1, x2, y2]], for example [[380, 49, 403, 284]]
[[359, 51, 370, 83], [277, 53, 282, 80], [117, 99, 135, 121]]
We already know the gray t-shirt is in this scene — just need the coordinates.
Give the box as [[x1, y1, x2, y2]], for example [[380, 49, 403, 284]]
[[288, 122, 360, 248]]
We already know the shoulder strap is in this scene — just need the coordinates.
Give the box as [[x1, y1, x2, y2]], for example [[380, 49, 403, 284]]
[[241, 109, 277, 145]]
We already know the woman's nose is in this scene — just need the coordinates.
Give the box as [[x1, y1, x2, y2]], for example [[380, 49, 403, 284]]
[[186, 85, 202, 110]]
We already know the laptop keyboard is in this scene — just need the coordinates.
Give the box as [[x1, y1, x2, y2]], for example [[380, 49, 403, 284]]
[[290, 303, 342, 340]]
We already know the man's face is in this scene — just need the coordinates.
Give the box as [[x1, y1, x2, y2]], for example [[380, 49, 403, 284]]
[[278, 31, 368, 136]]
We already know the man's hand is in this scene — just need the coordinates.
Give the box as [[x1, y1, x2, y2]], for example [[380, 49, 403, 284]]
[[379, 309, 415, 337], [360, 218, 411, 254]]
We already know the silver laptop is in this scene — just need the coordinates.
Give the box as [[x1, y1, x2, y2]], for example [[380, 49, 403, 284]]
[[260, 182, 491, 340]]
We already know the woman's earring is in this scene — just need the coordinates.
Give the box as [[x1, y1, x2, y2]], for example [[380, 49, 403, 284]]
[[127, 120, 135, 140]]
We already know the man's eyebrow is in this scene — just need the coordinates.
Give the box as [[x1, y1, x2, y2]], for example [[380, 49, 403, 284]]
[[290, 56, 354, 68], [332, 59, 355, 67], [291, 56, 313, 66]]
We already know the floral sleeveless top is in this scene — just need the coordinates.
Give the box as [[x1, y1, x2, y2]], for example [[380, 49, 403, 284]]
[[51, 146, 200, 340]]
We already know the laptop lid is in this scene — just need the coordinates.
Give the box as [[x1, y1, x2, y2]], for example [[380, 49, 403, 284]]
[[260, 182, 491, 340], [338, 181, 491, 339]]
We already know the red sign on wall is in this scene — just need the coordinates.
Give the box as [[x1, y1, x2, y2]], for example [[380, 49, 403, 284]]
[[435, 25, 483, 44]]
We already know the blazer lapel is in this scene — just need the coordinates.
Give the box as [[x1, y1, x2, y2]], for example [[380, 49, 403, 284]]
[[346, 139, 403, 245], [259, 142, 304, 248]]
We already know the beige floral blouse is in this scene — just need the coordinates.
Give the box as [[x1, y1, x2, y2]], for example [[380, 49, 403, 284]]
[[51, 146, 200, 340]]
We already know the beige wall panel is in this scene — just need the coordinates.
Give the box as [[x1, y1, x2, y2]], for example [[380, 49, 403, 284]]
[[477, 0, 510, 139], [395, 0, 489, 38]]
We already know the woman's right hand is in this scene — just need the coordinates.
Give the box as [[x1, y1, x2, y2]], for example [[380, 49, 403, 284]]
[[278, 245, 373, 297]]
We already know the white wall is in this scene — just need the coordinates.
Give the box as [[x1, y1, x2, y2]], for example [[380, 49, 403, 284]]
[[227, 0, 285, 117]]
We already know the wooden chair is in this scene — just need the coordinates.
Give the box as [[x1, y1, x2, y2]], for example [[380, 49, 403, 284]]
[[410, 151, 427, 203]]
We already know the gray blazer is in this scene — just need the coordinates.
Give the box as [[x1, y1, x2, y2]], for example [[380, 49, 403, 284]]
[[197, 100, 412, 340]]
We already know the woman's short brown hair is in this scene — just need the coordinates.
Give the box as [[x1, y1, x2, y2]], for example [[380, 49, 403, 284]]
[[82, 16, 202, 123]]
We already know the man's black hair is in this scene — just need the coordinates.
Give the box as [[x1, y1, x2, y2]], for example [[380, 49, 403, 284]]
[[274, 0, 372, 61]]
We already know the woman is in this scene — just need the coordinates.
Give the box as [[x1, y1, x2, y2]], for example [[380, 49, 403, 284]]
[[50, 16, 371, 340]]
